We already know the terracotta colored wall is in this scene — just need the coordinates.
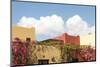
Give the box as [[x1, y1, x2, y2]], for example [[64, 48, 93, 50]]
[[54, 33, 80, 45]]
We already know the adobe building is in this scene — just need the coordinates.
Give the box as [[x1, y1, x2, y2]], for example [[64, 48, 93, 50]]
[[12, 26, 36, 41], [12, 26, 36, 65], [30, 45, 62, 64], [54, 33, 80, 45]]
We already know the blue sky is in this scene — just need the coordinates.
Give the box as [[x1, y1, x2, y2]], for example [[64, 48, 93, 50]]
[[12, 1, 95, 26], [12, 1, 96, 41]]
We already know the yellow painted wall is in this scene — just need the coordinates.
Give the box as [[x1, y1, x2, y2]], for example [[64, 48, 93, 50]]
[[12, 26, 35, 41]]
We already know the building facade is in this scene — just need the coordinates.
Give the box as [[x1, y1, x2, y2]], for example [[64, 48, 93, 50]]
[[12, 26, 35, 41], [54, 33, 80, 45]]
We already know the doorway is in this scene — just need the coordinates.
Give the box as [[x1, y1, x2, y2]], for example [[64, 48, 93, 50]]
[[38, 59, 49, 64]]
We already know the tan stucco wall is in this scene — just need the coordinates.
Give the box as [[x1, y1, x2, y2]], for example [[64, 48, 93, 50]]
[[33, 45, 61, 64], [12, 26, 35, 41]]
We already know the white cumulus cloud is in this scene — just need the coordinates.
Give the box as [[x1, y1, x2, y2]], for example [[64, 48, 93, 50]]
[[65, 15, 95, 36], [17, 15, 64, 39], [17, 16, 38, 28], [17, 14, 95, 41], [37, 15, 64, 36]]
